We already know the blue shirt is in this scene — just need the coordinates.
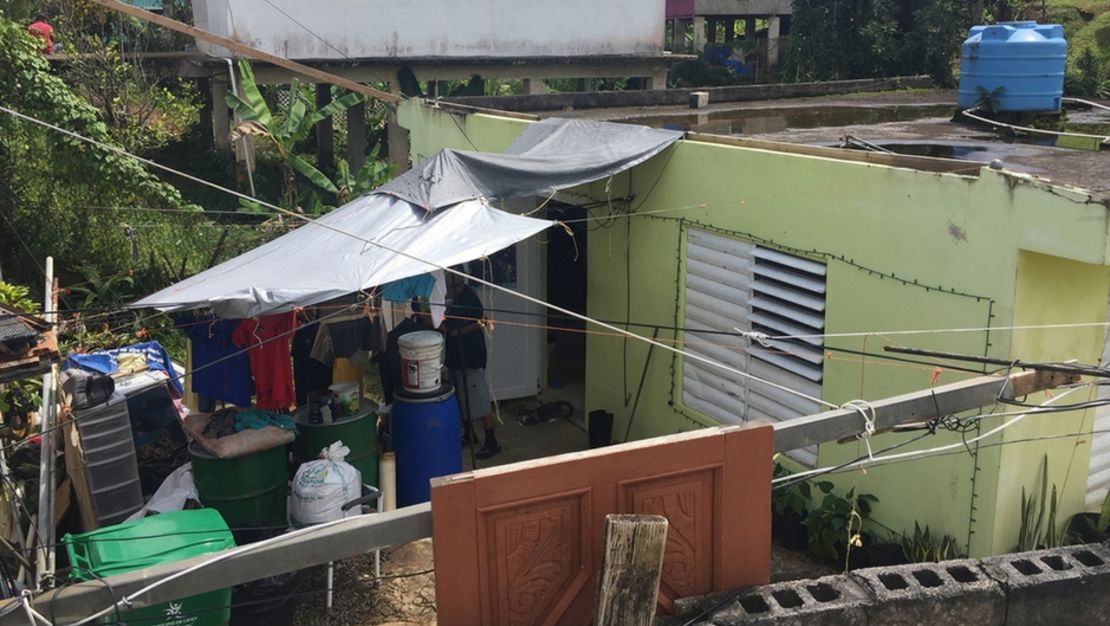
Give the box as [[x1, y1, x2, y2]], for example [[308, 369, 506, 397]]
[[180, 317, 253, 407]]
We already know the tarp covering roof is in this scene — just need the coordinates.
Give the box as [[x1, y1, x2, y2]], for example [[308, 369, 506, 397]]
[[377, 118, 683, 210], [132, 196, 551, 318], [132, 118, 683, 318]]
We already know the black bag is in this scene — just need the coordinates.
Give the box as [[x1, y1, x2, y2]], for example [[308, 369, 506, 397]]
[[62, 370, 115, 409]]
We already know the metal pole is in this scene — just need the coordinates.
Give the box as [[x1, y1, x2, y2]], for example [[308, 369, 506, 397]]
[[34, 256, 54, 588]]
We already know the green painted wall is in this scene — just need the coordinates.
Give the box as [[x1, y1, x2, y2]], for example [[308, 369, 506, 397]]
[[399, 102, 1110, 556]]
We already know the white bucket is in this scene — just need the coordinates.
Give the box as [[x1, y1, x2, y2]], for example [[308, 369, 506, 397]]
[[398, 330, 444, 393]]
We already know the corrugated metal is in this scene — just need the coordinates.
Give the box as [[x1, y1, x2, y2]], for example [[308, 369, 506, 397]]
[[1087, 295, 1110, 508], [682, 229, 825, 466]]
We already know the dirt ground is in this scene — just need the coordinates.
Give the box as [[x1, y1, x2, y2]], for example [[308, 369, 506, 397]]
[[292, 538, 437, 626], [287, 536, 836, 626]]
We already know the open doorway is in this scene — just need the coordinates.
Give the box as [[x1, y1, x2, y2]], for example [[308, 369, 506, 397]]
[[543, 201, 588, 413]]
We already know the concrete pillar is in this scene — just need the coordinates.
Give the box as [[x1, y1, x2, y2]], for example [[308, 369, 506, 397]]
[[767, 15, 782, 67], [386, 74, 410, 173], [724, 18, 735, 42], [745, 17, 756, 38], [314, 83, 335, 175], [346, 99, 367, 174], [522, 78, 545, 95], [426, 80, 438, 99], [210, 76, 230, 152], [692, 16, 707, 52], [671, 18, 685, 52], [647, 67, 668, 90], [706, 18, 717, 44]]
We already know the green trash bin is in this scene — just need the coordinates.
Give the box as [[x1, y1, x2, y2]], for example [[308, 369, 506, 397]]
[[63, 509, 236, 626]]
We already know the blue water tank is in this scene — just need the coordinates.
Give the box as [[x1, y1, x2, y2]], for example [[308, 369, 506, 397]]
[[957, 22, 1067, 112]]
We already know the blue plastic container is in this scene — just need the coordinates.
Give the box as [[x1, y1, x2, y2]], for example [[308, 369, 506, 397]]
[[957, 22, 1067, 112], [392, 385, 463, 506]]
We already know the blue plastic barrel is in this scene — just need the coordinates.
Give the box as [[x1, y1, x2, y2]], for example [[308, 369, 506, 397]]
[[957, 22, 1067, 112], [392, 385, 463, 506]]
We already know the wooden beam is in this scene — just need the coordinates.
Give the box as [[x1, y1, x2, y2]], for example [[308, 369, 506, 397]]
[[594, 514, 669, 626], [88, 0, 401, 104]]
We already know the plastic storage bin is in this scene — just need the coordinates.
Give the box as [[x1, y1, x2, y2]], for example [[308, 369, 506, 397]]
[[72, 391, 144, 526], [63, 508, 236, 626]]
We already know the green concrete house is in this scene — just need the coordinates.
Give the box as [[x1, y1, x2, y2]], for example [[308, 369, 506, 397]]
[[398, 98, 1110, 557]]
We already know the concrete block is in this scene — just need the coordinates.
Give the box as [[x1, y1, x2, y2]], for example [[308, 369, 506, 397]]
[[850, 560, 1005, 626], [690, 91, 710, 109], [693, 575, 870, 625], [980, 543, 1110, 626]]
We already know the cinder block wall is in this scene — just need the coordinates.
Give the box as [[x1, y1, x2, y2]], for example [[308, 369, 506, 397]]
[[663, 542, 1110, 625]]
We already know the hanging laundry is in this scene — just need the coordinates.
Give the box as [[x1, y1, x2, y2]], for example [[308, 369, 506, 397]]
[[380, 273, 436, 303], [176, 315, 253, 407], [232, 312, 298, 410], [291, 314, 333, 406], [309, 311, 382, 365], [64, 341, 183, 395]]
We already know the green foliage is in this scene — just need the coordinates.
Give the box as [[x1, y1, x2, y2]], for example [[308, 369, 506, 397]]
[[900, 522, 963, 563], [803, 484, 878, 562], [1018, 454, 1063, 551], [227, 59, 388, 210], [1066, 48, 1109, 97], [771, 460, 829, 518], [68, 263, 134, 307], [0, 17, 224, 298], [973, 86, 1007, 113], [783, 0, 974, 86], [0, 281, 39, 313]]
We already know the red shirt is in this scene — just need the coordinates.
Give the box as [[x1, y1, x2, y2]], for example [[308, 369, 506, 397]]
[[233, 312, 298, 410], [28, 21, 54, 54]]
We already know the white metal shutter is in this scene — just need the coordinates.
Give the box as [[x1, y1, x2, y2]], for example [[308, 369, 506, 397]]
[[682, 229, 826, 465], [1087, 294, 1110, 508]]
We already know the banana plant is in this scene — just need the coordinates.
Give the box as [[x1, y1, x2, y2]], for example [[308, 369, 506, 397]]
[[225, 58, 363, 209]]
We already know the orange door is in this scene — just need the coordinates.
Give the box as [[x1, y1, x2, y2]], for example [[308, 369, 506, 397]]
[[431, 423, 772, 625]]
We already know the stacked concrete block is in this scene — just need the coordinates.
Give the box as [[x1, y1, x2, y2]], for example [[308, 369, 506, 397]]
[[668, 575, 871, 625], [980, 543, 1110, 626], [850, 560, 1006, 626]]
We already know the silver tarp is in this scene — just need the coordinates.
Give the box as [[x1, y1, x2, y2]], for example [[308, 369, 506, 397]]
[[132, 118, 682, 318]]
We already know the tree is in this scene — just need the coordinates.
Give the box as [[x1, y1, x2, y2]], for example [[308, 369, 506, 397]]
[[783, 0, 991, 86], [226, 59, 392, 213]]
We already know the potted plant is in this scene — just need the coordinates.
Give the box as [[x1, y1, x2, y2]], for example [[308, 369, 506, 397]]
[[771, 461, 824, 550], [900, 522, 963, 563], [803, 484, 878, 569], [1065, 490, 1110, 544]]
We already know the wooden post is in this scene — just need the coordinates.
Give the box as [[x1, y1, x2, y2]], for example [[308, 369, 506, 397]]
[[593, 514, 668, 626]]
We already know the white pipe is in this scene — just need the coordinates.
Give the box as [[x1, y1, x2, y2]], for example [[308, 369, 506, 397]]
[[34, 257, 53, 588], [223, 58, 257, 197], [379, 452, 396, 512], [961, 109, 1110, 144]]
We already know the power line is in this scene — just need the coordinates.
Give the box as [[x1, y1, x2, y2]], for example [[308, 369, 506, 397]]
[[773, 385, 1097, 487], [0, 105, 842, 413]]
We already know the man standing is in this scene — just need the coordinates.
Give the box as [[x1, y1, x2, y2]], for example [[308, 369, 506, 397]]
[[444, 272, 500, 459]]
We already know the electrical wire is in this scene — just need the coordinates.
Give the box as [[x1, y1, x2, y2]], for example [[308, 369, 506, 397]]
[[0, 104, 842, 412], [0, 300, 367, 456], [773, 385, 1094, 486]]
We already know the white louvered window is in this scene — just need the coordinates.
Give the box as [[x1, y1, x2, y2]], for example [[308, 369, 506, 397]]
[[682, 229, 827, 465], [1087, 294, 1110, 508]]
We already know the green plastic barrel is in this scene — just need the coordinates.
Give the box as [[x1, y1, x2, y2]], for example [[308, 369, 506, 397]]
[[63, 508, 235, 626], [190, 442, 288, 527], [293, 404, 379, 487]]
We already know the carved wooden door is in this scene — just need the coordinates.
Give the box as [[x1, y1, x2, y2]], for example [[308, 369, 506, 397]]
[[431, 423, 773, 626]]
